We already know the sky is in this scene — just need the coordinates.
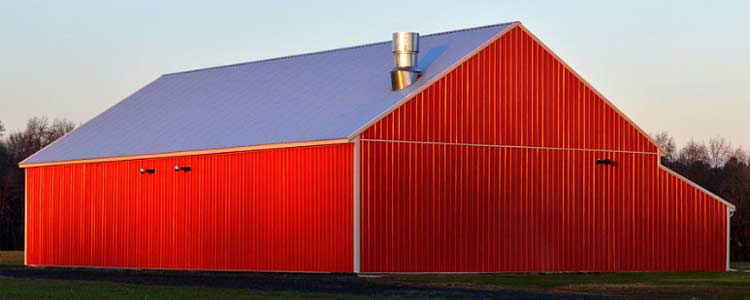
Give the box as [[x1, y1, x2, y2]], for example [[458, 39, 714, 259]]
[[1, 0, 748, 149]]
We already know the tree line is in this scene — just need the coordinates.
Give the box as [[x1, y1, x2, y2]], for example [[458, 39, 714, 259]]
[[1, 118, 749, 258], [653, 132, 750, 219], [0, 117, 75, 249], [653, 132, 750, 259]]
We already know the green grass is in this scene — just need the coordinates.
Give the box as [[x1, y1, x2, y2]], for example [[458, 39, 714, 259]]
[[3, 251, 750, 300], [386, 271, 750, 289], [0, 278, 370, 300], [0, 251, 380, 300], [381, 268, 750, 300], [0, 251, 23, 266]]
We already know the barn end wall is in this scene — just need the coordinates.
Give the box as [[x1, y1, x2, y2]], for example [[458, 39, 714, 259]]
[[360, 142, 726, 272], [25, 144, 354, 272], [360, 26, 729, 272]]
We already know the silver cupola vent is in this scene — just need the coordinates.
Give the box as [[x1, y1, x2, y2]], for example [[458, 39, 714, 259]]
[[390, 32, 422, 91]]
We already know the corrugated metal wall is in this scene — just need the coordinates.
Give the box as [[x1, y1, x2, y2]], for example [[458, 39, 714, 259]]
[[363, 27, 656, 153], [360, 143, 726, 272], [26, 144, 353, 272], [360, 26, 728, 272]]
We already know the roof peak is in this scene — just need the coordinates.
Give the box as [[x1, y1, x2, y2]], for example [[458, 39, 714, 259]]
[[163, 21, 519, 77]]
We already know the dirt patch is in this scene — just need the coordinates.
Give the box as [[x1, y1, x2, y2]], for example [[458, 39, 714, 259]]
[[0, 251, 23, 266]]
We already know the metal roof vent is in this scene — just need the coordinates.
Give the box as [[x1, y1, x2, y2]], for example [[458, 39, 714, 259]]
[[390, 32, 422, 91]]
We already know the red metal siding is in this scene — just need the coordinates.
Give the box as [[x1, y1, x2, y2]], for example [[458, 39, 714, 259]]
[[26, 144, 353, 272], [360, 26, 728, 272], [361, 142, 727, 272], [363, 27, 657, 153]]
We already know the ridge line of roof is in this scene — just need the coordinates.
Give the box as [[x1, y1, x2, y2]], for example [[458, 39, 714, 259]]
[[163, 21, 519, 77]]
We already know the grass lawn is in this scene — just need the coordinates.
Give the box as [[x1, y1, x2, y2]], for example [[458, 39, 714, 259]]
[[0, 251, 23, 266], [0, 251, 373, 300], [384, 266, 750, 300], [0, 278, 367, 300], [3, 251, 750, 300], [388, 269, 750, 288]]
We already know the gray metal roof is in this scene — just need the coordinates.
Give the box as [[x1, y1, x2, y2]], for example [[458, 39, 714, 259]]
[[22, 22, 515, 164]]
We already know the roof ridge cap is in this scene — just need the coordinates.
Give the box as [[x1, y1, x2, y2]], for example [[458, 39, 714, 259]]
[[163, 21, 519, 76]]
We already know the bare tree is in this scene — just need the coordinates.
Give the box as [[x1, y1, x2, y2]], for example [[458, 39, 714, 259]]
[[5, 117, 75, 163], [0, 116, 75, 249], [731, 147, 749, 165], [0, 120, 6, 165], [678, 140, 709, 165], [49, 119, 76, 141], [652, 131, 676, 161], [707, 136, 732, 168]]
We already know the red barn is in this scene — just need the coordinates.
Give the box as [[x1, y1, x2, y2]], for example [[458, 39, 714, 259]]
[[21, 22, 734, 273]]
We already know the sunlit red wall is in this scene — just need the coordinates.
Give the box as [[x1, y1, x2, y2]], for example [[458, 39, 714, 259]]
[[360, 26, 728, 272], [24, 25, 730, 274], [363, 27, 657, 153], [26, 144, 353, 272]]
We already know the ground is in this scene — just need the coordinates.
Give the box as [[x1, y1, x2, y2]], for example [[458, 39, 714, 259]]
[[0, 252, 23, 266], [2, 251, 750, 300]]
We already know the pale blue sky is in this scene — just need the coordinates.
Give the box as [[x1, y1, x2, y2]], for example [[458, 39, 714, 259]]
[[1, 0, 748, 148]]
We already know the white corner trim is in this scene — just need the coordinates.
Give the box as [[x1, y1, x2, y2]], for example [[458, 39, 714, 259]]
[[24, 170, 28, 266], [353, 136, 361, 273], [728, 206, 733, 271]]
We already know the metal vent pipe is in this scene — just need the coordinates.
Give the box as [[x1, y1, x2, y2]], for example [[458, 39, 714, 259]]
[[390, 32, 422, 91]]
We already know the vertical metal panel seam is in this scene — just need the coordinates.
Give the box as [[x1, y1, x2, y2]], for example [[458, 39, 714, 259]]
[[359, 25, 728, 273], [27, 144, 353, 272]]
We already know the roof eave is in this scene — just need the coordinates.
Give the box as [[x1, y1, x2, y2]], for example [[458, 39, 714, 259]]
[[18, 76, 166, 166], [19, 138, 350, 168], [659, 164, 736, 209]]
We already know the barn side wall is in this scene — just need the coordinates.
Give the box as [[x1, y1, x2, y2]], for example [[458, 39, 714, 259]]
[[360, 26, 728, 272], [26, 144, 353, 272]]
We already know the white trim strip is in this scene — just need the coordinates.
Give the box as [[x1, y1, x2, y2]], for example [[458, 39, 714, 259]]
[[361, 138, 659, 156], [353, 136, 361, 273], [352, 136, 362, 273], [728, 206, 733, 271], [24, 170, 28, 266], [362, 138, 734, 209], [19, 139, 350, 168], [659, 165, 735, 209]]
